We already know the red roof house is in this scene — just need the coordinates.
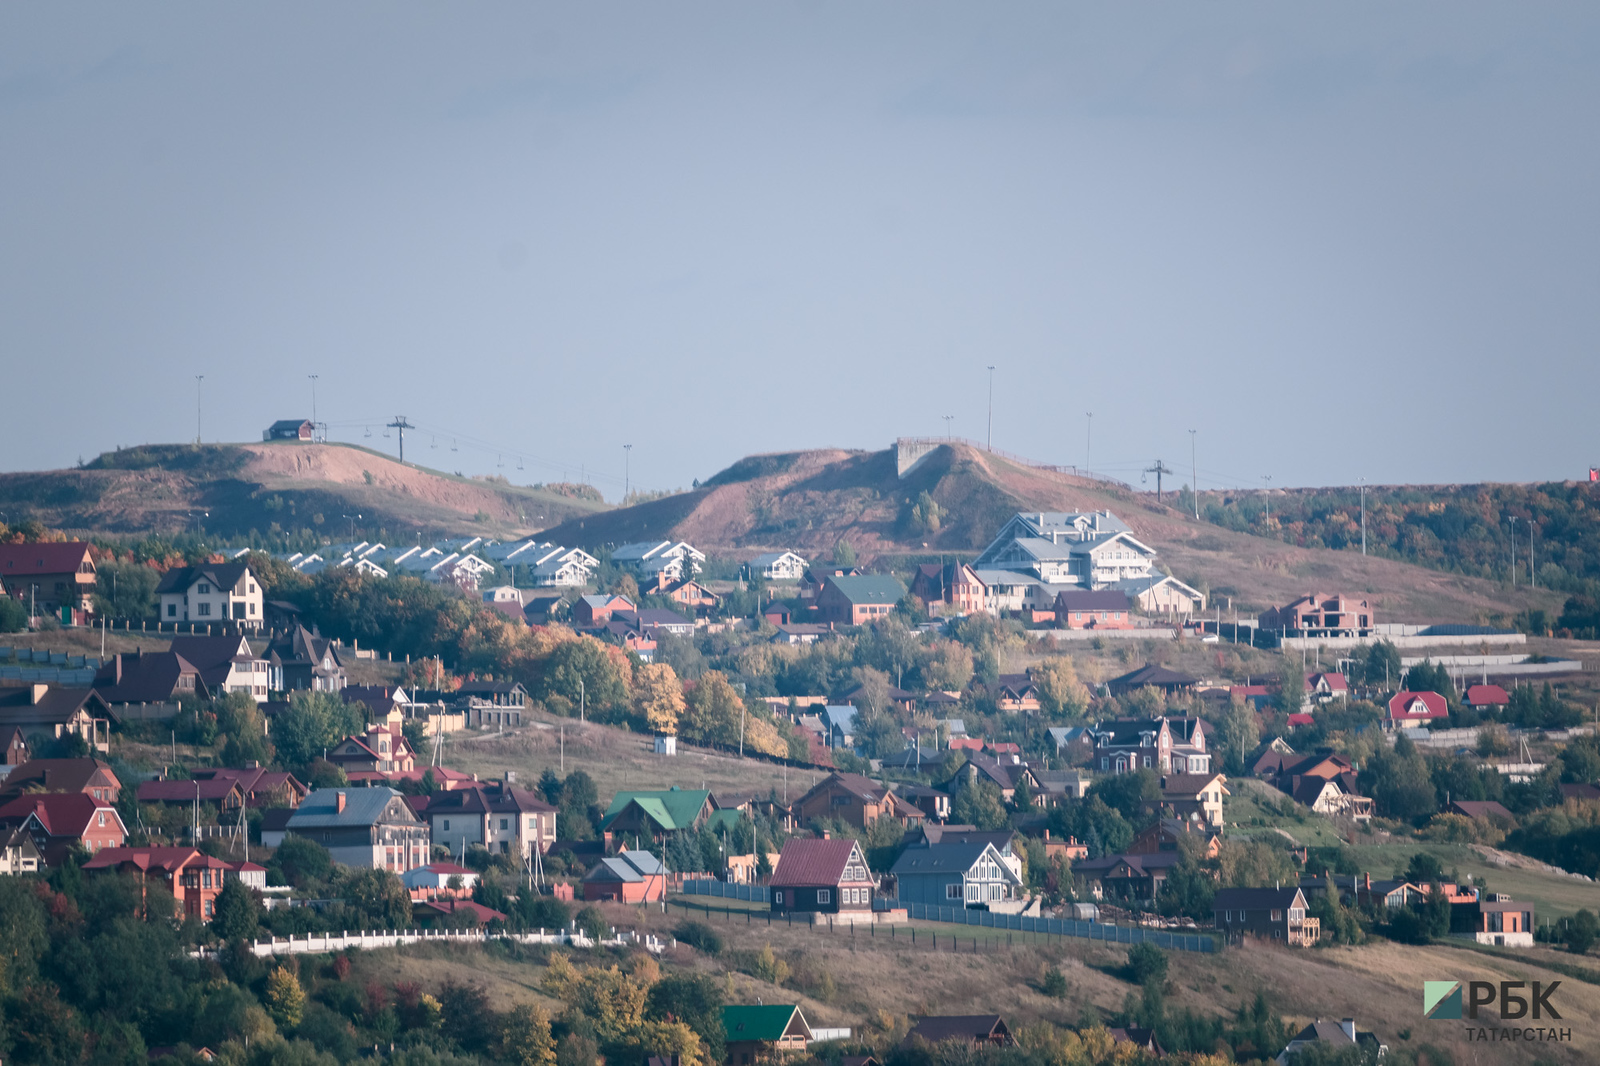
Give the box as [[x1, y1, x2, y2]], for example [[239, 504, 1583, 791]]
[[82, 846, 233, 921], [1464, 684, 1511, 709], [768, 837, 875, 916], [1388, 690, 1449, 723], [0, 791, 125, 864]]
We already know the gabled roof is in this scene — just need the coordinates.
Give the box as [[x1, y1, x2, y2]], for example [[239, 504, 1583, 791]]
[[167, 634, 257, 672], [286, 787, 419, 829], [83, 846, 222, 875], [1159, 773, 1228, 796], [0, 791, 120, 837], [804, 772, 883, 804], [0, 686, 118, 726], [1464, 684, 1510, 707], [599, 788, 711, 832], [1108, 664, 1200, 689], [891, 840, 1020, 882], [137, 778, 244, 804], [769, 837, 864, 887], [583, 849, 666, 883], [93, 651, 204, 704], [154, 563, 253, 596], [722, 1005, 810, 1044], [0, 757, 119, 797], [1448, 800, 1514, 821], [1388, 690, 1449, 719], [822, 574, 907, 606], [1054, 589, 1132, 611], [0, 542, 93, 576], [1212, 886, 1305, 910], [903, 1016, 1011, 1045]]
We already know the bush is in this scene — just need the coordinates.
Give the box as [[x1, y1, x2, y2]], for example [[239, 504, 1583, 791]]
[[1040, 966, 1068, 999], [1125, 942, 1168, 987], [1565, 909, 1598, 955], [673, 920, 723, 956]]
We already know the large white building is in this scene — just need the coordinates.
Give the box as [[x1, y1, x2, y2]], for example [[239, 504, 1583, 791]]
[[612, 541, 705, 582], [972, 511, 1204, 617], [155, 562, 265, 629]]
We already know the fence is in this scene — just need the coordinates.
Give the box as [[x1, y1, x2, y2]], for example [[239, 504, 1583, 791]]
[[679, 879, 1216, 953], [221, 926, 665, 959]]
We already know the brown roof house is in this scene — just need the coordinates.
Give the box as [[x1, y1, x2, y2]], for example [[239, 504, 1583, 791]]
[[0, 685, 116, 752], [0, 756, 123, 803], [0, 791, 127, 865], [769, 837, 876, 919], [1214, 886, 1319, 947], [156, 562, 264, 630], [167, 634, 270, 702], [92, 650, 207, 719], [791, 772, 923, 830], [1148, 772, 1230, 829], [815, 574, 907, 626], [0, 542, 97, 618], [901, 1016, 1013, 1049]]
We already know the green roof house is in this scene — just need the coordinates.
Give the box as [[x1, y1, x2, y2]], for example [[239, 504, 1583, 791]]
[[600, 787, 713, 841], [816, 575, 907, 626], [723, 1004, 812, 1065]]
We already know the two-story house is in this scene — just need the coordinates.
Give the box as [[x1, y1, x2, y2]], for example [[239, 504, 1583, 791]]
[[792, 772, 923, 831], [750, 551, 807, 582], [600, 787, 714, 842], [1148, 772, 1229, 829], [891, 837, 1024, 908], [1258, 593, 1373, 639], [0, 542, 97, 619], [83, 846, 234, 921], [1213, 886, 1319, 947], [1090, 716, 1210, 775], [284, 787, 430, 871], [769, 837, 876, 916], [423, 782, 557, 862], [815, 575, 907, 626], [156, 562, 264, 629], [0, 791, 126, 865], [168, 634, 271, 702], [265, 625, 347, 693], [611, 541, 705, 583], [326, 725, 417, 776], [93, 650, 207, 718], [0, 756, 122, 803], [0, 687, 116, 753]]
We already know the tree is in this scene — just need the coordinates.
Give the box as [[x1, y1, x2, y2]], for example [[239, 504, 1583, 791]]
[[272, 690, 362, 769], [1125, 943, 1167, 987], [1360, 733, 1437, 822], [1363, 640, 1403, 687], [646, 973, 725, 1063], [542, 639, 629, 715], [212, 878, 261, 942], [0, 875, 48, 994], [1277, 662, 1305, 716], [94, 560, 160, 620], [919, 641, 974, 692], [1405, 852, 1445, 885], [680, 671, 744, 746], [336, 867, 411, 929], [0, 596, 30, 633], [634, 663, 685, 735], [265, 966, 306, 1028], [1034, 658, 1089, 717], [832, 541, 856, 569], [1216, 699, 1260, 775], [950, 780, 1008, 831], [1564, 908, 1598, 955], [497, 1005, 557, 1066], [270, 836, 333, 887]]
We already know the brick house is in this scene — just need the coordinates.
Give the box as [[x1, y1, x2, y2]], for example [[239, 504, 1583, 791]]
[[1053, 589, 1133, 630], [575, 594, 634, 627], [769, 837, 876, 916], [0, 756, 123, 803], [581, 848, 667, 902], [0, 542, 97, 618], [83, 846, 233, 922], [1258, 593, 1373, 638], [1213, 886, 1319, 947], [815, 575, 907, 626], [327, 725, 417, 775], [1451, 894, 1535, 947], [0, 791, 126, 865]]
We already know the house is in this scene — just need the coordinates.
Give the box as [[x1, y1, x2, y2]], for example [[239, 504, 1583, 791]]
[[326, 725, 417, 776], [283, 787, 430, 872], [0, 757, 123, 803], [890, 837, 1023, 908], [0, 688, 116, 752], [0, 826, 43, 873], [1106, 664, 1200, 697], [168, 634, 271, 702], [82, 846, 232, 921], [1451, 894, 1535, 947], [648, 577, 721, 613], [722, 1004, 812, 1065], [581, 848, 667, 902], [892, 783, 950, 822], [1023, 768, 1091, 807], [815, 575, 907, 626], [522, 545, 600, 588], [0, 541, 97, 618], [265, 625, 347, 693], [973, 511, 1159, 590], [191, 765, 308, 809], [901, 1016, 1013, 1049], [836, 680, 916, 712], [1213, 886, 1319, 947], [1038, 829, 1089, 862], [750, 552, 807, 582], [1127, 818, 1221, 860], [760, 602, 791, 625], [263, 419, 314, 441], [1290, 776, 1373, 821], [600, 787, 714, 841], [156, 562, 264, 629], [1559, 783, 1600, 803], [1258, 593, 1373, 638], [1305, 672, 1348, 703], [615, 608, 696, 638], [991, 674, 1040, 713], [1354, 873, 1421, 910], [816, 705, 858, 749], [910, 562, 992, 617], [1150, 772, 1230, 829], [422, 781, 557, 862], [1387, 690, 1449, 725], [1107, 1029, 1164, 1057], [1464, 684, 1511, 710], [2, 725, 27, 767], [575, 594, 634, 627], [0, 791, 126, 865], [946, 753, 1020, 802], [454, 682, 529, 728], [768, 622, 829, 644], [612, 541, 705, 583], [1053, 589, 1134, 630], [136, 776, 247, 815], [1275, 1020, 1385, 1066], [1090, 716, 1210, 775], [228, 860, 267, 890], [1072, 851, 1184, 902], [1113, 573, 1206, 619], [92, 650, 206, 718], [792, 773, 922, 830], [769, 837, 876, 915], [403, 862, 480, 900]]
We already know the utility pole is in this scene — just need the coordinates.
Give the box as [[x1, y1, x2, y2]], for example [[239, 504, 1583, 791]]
[[194, 375, 204, 444], [1530, 522, 1537, 588], [308, 374, 319, 439], [942, 415, 954, 439], [387, 416, 413, 463], [1359, 479, 1367, 555], [579, 677, 586, 723], [623, 444, 632, 502], [1084, 412, 1092, 476], [1188, 430, 1198, 519], [1262, 475, 1273, 523], [985, 366, 996, 451], [1508, 517, 1518, 588], [1144, 460, 1174, 503]]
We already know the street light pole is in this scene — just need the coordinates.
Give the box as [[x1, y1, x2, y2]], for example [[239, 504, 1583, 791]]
[[1359, 479, 1367, 555], [1508, 517, 1518, 588], [1262, 475, 1272, 524], [985, 366, 995, 451], [308, 375, 319, 440], [1188, 429, 1198, 519]]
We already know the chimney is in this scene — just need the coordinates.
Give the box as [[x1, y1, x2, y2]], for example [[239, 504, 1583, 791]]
[[1364, 872, 1371, 889], [114, 654, 123, 684], [30, 683, 48, 705], [1044, 830, 1050, 840], [336, 791, 347, 813], [43, 769, 51, 786], [1340, 1020, 1356, 1041]]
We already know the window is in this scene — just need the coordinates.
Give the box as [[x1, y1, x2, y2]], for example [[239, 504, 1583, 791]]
[[817, 889, 830, 904], [98, 812, 106, 826], [774, 891, 784, 905], [966, 884, 979, 902], [167, 604, 177, 617], [946, 883, 963, 900], [1224, 910, 1232, 922], [1271, 909, 1283, 922], [443, 819, 450, 831], [199, 583, 211, 594], [198, 602, 211, 617], [248, 602, 256, 615], [500, 818, 509, 830]]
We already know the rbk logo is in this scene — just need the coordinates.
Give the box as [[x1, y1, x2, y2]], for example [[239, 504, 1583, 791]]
[[1425, 980, 1561, 1021]]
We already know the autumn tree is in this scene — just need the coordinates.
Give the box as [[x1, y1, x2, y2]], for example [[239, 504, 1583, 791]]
[[498, 1005, 558, 1066], [681, 671, 743, 746], [1034, 658, 1089, 717], [634, 663, 686, 735]]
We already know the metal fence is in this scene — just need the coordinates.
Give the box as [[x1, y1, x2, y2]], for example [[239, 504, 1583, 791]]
[[678, 878, 1215, 953]]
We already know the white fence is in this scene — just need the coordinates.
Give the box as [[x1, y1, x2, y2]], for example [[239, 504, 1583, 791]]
[[221, 927, 665, 958]]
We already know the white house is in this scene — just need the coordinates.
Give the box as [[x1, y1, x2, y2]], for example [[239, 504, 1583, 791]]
[[750, 551, 807, 581], [612, 541, 705, 582], [155, 562, 265, 629]]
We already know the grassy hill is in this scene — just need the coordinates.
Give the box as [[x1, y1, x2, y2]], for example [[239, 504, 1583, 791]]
[[0, 441, 609, 540], [541, 441, 1566, 624]]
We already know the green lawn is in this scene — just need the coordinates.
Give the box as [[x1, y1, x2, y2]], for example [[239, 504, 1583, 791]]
[[1224, 778, 1349, 848], [1340, 840, 1595, 923]]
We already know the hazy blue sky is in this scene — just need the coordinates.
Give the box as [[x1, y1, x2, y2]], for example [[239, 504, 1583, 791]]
[[4, 3, 1598, 500]]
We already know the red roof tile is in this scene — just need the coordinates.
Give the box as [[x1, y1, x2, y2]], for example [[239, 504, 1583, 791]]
[[769, 837, 864, 887], [1388, 690, 1449, 720]]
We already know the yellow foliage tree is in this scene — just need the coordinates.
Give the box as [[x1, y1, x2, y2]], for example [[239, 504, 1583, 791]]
[[634, 663, 685, 736], [542, 952, 579, 1001], [681, 671, 743, 746], [497, 1005, 557, 1066], [264, 966, 304, 1028], [1034, 658, 1089, 717], [752, 944, 790, 986], [574, 966, 648, 1039]]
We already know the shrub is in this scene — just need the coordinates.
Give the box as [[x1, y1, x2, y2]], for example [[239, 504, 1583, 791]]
[[673, 920, 723, 956], [1125, 943, 1168, 987]]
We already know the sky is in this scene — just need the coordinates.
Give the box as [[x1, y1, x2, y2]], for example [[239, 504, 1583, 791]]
[[3, 3, 1598, 501]]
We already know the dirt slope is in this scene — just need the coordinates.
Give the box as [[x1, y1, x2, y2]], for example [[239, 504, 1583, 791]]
[[0, 442, 608, 539], [541, 441, 1563, 624]]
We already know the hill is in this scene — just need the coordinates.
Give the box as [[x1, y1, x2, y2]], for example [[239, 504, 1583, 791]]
[[0, 441, 608, 540], [541, 441, 1565, 624]]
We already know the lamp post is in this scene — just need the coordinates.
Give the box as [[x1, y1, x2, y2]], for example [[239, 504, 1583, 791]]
[[194, 375, 204, 444], [1188, 429, 1198, 519], [623, 444, 632, 503], [308, 374, 319, 440], [1508, 517, 1518, 588], [1262, 476, 1272, 523]]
